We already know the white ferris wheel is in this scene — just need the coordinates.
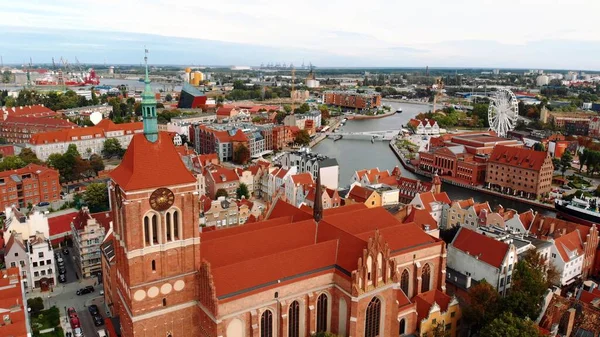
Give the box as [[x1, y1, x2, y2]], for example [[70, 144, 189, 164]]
[[488, 88, 518, 138]]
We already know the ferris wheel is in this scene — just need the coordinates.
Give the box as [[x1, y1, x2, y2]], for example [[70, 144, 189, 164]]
[[488, 88, 518, 138]]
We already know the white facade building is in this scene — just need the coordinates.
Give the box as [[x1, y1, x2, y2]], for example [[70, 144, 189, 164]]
[[4, 232, 30, 291], [277, 150, 339, 190], [4, 207, 50, 240], [548, 230, 585, 286], [28, 232, 57, 290]]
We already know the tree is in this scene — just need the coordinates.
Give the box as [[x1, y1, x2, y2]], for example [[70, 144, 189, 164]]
[[294, 130, 311, 146], [102, 138, 125, 158], [89, 154, 105, 175], [233, 144, 251, 165], [501, 260, 547, 320], [83, 183, 109, 212], [560, 150, 573, 176], [463, 280, 501, 333], [479, 312, 541, 337], [294, 103, 310, 114], [522, 249, 560, 286], [236, 183, 250, 199], [215, 188, 228, 199], [18, 148, 42, 165], [532, 142, 545, 152], [275, 111, 288, 124], [430, 322, 450, 337], [27, 297, 44, 314], [0, 156, 27, 171], [91, 89, 99, 105], [0, 137, 7, 144]]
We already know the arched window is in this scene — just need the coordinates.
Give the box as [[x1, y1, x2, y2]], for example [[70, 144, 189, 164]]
[[288, 301, 300, 337], [364, 297, 381, 337], [399, 318, 406, 335], [316, 294, 328, 332], [166, 212, 172, 241], [260, 310, 273, 337], [152, 214, 159, 244], [421, 263, 431, 293], [400, 269, 410, 296], [144, 216, 150, 246], [173, 210, 180, 239]]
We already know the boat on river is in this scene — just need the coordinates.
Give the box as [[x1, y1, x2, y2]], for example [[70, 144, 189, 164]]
[[555, 196, 600, 226], [396, 108, 403, 113]]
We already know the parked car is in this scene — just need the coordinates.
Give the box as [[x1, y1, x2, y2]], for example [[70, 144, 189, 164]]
[[74, 327, 83, 337], [76, 286, 95, 295], [58, 274, 67, 283], [70, 316, 80, 329], [58, 266, 66, 274], [88, 304, 99, 316], [97, 329, 107, 337], [93, 314, 104, 326], [37, 201, 50, 207], [62, 248, 69, 255], [67, 307, 77, 318]]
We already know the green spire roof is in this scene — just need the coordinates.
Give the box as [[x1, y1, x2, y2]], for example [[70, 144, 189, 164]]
[[141, 49, 158, 142]]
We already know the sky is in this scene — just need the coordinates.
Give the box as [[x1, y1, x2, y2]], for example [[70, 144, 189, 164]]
[[2, 0, 600, 69]]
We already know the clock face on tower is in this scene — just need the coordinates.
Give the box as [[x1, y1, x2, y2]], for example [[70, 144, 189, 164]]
[[149, 188, 175, 211]]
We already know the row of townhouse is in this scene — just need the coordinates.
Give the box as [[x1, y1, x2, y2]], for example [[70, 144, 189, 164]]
[[27, 119, 143, 161]]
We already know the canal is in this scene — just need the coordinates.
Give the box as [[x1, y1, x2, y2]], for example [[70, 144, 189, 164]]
[[313, 100, 556, 216]]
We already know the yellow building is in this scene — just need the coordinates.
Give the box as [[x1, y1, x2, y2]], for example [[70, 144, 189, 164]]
[[415, 290, 462, 337], [346, 184, 382, 208]]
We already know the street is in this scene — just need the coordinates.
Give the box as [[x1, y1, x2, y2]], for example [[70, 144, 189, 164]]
[[27, 246, 106, 337]]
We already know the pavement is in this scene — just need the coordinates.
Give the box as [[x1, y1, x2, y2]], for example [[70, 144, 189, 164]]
[[26, 246, 106, 337]]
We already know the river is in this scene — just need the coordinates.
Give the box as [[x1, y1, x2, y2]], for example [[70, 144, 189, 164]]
[[312, 100, 555, 216]]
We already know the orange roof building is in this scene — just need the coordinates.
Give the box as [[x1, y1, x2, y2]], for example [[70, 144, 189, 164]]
[[0, 163, 60, 209], [448, 227, 518, 295], [0, 268, 29, 337]]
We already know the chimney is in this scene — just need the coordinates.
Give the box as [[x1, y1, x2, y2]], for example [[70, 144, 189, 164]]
[[466, 275, 472, 289], [565, 308, 576, 337]]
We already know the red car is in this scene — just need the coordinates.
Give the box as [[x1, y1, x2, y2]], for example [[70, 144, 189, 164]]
[[67, 307, 77, 318], [70, 316, 80, 329]]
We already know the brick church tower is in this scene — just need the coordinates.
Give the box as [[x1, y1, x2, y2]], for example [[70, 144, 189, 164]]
[[109, 51, 202, 337]]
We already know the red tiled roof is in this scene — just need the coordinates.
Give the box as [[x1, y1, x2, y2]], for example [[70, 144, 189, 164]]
[[267, 199, 313, 221], [0, 268, 27, 337], [417, 191, 451, 212], [518, 210, 535, 227], [48, 211, 78, 239], [111, 133, 196, 191], [91, 211, 112, 232], [29, 127, 104, 145], [347, 185, 374, 203], [96, 119, 143, 132], [473, 202, 491, 215], [199, 195, 212, 213], [579, 288, 600, 306], [529, 214, 590, 238], [209, 167, 239, 184], [231, 129, 248, 142], [397, 288, 412, 307], [0, 163, 58, 179], [488, 145, 549, 171], [3, 104, 56, 118], [290, 173, 313, 186], [275, 168, 289, 179], [404, 207, 438, 231], [415, 290, 452, 320], [452, 227, 510, 268], [554, 230, 584, 262], [0, 115, 76, 128], [216, 106, 235, 116]]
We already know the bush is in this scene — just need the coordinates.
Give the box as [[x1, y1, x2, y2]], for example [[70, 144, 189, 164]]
[[27, 297, 44, 315]]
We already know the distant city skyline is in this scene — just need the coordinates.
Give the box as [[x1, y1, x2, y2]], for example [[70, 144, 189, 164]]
[[3, 0, 600, 70]]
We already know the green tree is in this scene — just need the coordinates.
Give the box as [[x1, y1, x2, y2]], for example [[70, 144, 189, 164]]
[[522, 249, 560, 286], [275, 111, 288, 124], [532, 142, 545, 152], [0, 155, 27, 171], [463, 280, 501, 333], [102, 138, 125, 158], [27, 297, 44, 314], [18, 148, 42, 165], [233, 144, 251, 165], [560, 150, 573, 176], [480, 312, 541, 337], [294, 130, 311, 146], [283, 104, 292, 113], [294, 103, 310, 114], [83, 183, 109, 212], [236, 183, 250, 199], [215, 188, 229, 199], [91, 88, 99, 105], [501, 260, 547, 320], [89, 154, 105, 175], [0, 137, 8, 144]]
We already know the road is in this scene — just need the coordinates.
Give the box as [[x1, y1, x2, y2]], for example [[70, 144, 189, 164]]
[[28, 246, 105, 337]]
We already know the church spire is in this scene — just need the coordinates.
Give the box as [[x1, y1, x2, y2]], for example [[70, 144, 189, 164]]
[[313, 165, 323, 223], [142, 48, 158, 142]]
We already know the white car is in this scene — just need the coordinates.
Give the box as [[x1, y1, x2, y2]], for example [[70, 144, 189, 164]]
[[74, 327, 83, 337], [97, 329, 107, 337]]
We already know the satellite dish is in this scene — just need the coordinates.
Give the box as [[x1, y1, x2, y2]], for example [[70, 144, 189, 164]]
[[90, 111, 102, 125]]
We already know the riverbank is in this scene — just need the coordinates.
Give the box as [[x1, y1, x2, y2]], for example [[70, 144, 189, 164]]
[[389, 135, 556, 211], [346, 110, 395, 120], [309, 117, 344, 148]]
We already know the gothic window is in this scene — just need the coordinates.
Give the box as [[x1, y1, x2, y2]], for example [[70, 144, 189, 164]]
[[173, 210, 180, 239], [399, 318, 406, 335], [316, 294, 328, 332], [421, 263, 431, 293], [364, 297, 381, 337], [152, 214, 159, 244], [289, 301, 300, 337], [401, 269, 410, 296], [166, 212, 172, 241], [260, 310, 273, 337], [144, 216, 150, 246]]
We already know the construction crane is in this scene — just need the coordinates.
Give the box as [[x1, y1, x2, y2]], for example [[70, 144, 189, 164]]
[[52, 57, 57, 71], [290, 67, 296, 114]]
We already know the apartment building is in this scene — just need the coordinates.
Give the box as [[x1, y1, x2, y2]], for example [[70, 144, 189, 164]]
[[71, 207, 111, 278], [0, 164, 60, 209]]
